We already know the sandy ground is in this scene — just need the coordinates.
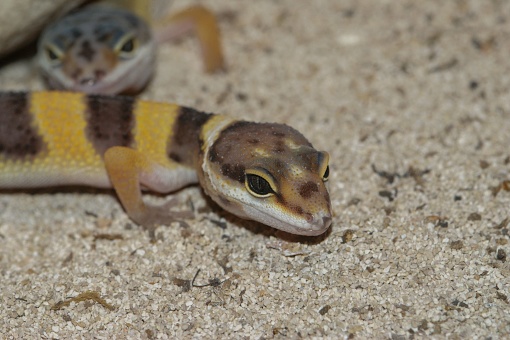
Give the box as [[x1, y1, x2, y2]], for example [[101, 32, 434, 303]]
[[1, 0, 509, 338]]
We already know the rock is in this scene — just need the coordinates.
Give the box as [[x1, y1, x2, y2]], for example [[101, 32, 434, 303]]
[[0, 0, 85, 56]]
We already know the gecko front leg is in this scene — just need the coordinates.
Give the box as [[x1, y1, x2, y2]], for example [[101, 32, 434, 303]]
[[153, 5, 225, 73], [104, 146, 197, 228]]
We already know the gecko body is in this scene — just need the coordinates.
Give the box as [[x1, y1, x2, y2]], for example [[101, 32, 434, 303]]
[[0, 91, 331, 236]]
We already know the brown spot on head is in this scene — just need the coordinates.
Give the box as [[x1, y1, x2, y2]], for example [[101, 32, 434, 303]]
[[272, 159, 286, 170], [95, 30, 113, 43], [78, 40, 96, 62], [272, 140, 285, 153], [272, 131, 286, 138], [292, 205, 304, 215], [221, 163, 245, 183], [61, 43, 118, 87], [84, 94, 135, 156], [287, 203, 313, 221], [0, 92, 46, 160], [208, 121, 312, 181], [70, 28, 82, 40], [303, 212, 313, 223], [324, 192, 331, 206], [299, 181, 319, 199], [65, 64, 83, 81], [94, 69, 106, 80]]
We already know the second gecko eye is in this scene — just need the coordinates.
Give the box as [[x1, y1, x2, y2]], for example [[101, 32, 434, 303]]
[[245, 173, 275, 197], [120, 39, 134, 52], [116, 36, 138, 57], [45, 45, 62, 63]]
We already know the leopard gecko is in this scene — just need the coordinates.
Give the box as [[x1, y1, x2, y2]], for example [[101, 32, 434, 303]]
[[0, 91, 332, 236]]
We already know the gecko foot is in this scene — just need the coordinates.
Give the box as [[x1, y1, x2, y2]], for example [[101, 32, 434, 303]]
[[129, 198, 195, 229]]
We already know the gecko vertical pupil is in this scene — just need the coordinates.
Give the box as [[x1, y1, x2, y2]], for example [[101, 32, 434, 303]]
[[46, 47, 59, 61], [246, 174, 273, 196], [323, 165, 329, 181], [120, 38, 135, 53]]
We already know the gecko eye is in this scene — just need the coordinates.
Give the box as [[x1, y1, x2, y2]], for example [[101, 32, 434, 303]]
[[45, 45, 62, 64], [245, 173, 275, 198], [318, 151, 330, 182], [47, 48, 58, 60], [116, 36, 138, 57], [120, 39, 134, 52], [322, 165, 330, 181]]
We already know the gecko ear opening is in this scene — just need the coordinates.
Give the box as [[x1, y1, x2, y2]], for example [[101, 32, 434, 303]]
[[245, 169, 276, 198]]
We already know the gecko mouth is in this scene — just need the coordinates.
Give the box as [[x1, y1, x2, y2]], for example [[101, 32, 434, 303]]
[[241, 204, 332, 236], [68, 57, 152, 95], [45, 42, 156, 95]]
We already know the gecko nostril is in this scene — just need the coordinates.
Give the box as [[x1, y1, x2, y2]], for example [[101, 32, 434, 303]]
[[94, 69, 106, 80], [322, 216, 332, 228], [304, 213, 313, 223]]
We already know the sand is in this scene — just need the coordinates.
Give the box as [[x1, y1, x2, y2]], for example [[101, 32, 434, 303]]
[[0, 0, 509, 338]]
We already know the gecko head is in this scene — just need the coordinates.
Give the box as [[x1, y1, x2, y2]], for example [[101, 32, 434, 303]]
[[202, 120, 332, 236], [37, 4, 155, 95]]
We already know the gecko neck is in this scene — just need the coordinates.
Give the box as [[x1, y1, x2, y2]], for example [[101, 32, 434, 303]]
[[165, 106, 215, 169]]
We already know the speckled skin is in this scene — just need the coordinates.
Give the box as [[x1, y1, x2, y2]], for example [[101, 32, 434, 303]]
[[37, 3, 225, 95], [0, 91, 331, 235], [37, 5, 155, 94]]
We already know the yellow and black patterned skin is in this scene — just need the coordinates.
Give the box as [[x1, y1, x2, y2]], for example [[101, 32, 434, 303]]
[[0, 91, 331, 236]]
